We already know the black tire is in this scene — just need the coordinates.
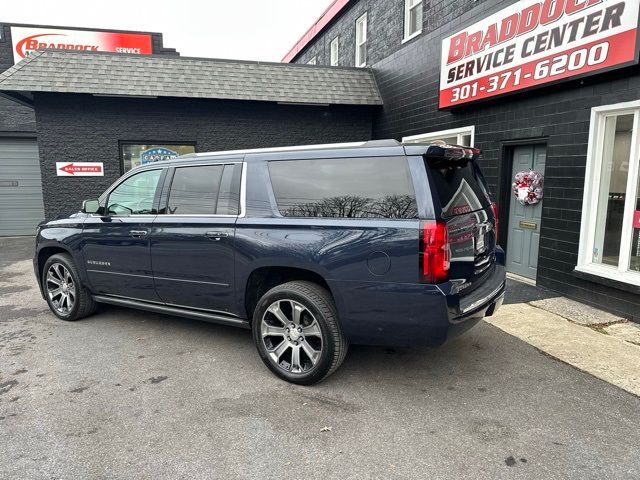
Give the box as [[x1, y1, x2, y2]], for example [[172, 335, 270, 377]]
[[252, 280, 348, 385], [42, 253, 96, 321]]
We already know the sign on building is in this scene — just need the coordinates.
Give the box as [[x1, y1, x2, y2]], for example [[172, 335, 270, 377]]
[[56, 162, 104, 176], [439, 0, 640, 108], [11, 26, 152, 64]]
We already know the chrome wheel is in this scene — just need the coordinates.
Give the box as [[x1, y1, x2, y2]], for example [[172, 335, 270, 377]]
[[46, 263, 76, 315], [260, 299, 323, 374]]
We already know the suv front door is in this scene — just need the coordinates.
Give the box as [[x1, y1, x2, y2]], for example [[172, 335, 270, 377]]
[[81, 168, 164, 302], [150, 162, 242, 314]]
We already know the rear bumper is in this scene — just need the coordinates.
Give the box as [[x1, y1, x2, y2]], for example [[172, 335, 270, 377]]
[[330, 257, 506, 347]]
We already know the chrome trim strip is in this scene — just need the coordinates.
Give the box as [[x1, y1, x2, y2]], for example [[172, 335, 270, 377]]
[[87, 269, 229, 287], [154, 276, 229, 287], [87, 269, 152, 279], [459, 282, 505, 314]]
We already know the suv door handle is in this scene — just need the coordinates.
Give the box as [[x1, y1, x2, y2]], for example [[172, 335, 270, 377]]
[[129, 230, 148, 238], [205, 231, 229, 241]]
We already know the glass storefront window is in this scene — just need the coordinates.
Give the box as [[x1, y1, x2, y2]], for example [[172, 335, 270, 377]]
[[578, 103, 640, 286], [120, 143, 196, 172], [629, 170, 640, 272], [592, 114, 633, 267]]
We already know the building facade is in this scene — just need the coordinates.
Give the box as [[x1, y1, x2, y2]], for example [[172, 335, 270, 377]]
[[0, 22, 177, 235], [285, 0, 640, 320]]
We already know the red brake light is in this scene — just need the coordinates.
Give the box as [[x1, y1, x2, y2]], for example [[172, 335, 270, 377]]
[[420, 220, 450, 284], [491, 202, 499, 241]]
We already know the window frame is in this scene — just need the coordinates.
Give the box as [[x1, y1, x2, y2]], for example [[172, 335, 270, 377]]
[[402, 126, 475, 147], [118, 140, 197, 174], [307, 56, 317, 65], [105, 168, 164, 217], [267, 156, 419, 220], [158, 161, 246, 218], [403, 0, 423, 43], [355, 13, 368, 68], [330, 36, 339, 66], [577, 101, 640, 286]]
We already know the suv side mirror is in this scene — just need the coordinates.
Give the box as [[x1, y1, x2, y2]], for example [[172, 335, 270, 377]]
[[82, 199, 101, 214]]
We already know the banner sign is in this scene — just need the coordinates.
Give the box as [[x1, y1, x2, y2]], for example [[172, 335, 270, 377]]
[[439, 0, 640, 108], [11, 26, 152, 64], [140, 147, 180, 164], [56, 162, 104, 176]]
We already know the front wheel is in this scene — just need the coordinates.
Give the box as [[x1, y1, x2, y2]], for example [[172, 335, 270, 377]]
[[42, 253, 96, 321], [252, 281, 348, 385]]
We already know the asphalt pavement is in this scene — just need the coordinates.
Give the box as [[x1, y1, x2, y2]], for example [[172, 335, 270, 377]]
[[1, 236, 639, 479]]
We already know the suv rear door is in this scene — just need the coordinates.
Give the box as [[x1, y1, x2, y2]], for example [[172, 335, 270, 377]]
[[425, 148, 497, 294], [150, 162, 242, 313]]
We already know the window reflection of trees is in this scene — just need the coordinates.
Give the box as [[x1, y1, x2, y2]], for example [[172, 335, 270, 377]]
[[279, 194, 418, 219]]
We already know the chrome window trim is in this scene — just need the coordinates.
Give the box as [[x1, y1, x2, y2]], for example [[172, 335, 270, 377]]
[[92, 161, 247, 219]]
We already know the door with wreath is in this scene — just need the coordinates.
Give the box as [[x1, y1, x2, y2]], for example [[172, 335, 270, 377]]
[[506, 145, 546, 280]]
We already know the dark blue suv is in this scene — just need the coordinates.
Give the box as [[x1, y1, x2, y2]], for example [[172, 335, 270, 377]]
[[34, 140, 505, 384]]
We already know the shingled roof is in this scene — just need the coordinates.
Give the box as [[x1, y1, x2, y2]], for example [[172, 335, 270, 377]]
[[0, 50, 383, 106]]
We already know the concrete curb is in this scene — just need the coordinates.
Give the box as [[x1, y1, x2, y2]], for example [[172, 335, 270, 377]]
[[486, 303, 640, 397]]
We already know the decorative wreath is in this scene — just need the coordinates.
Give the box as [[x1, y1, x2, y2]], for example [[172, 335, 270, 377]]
[[512, 170, 544, 206]]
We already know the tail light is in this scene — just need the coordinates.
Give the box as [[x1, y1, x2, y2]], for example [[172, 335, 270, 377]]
[[420, 220, 450, 283], [491, 202, 499, 241]]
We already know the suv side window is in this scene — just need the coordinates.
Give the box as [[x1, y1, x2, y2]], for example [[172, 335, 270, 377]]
[[268, 157, 418, 219], [166, 164, 242, 215], [107, 169, 162, 216]]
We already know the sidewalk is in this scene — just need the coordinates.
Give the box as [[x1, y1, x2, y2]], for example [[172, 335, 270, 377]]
[[490, 276, 640, 396]]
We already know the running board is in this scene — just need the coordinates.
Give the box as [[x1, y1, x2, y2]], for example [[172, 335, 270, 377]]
[[92, 295, 250, 329]]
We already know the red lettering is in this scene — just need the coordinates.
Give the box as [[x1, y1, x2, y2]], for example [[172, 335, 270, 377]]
[[479, 23, 498, 50], [447, 32, 467, 63], [519, 3, 542, 34], [541, 0, 566, 25], [466, 31, 484, 55], [566, 0, 602, 14], [498, 13, 520, 42]]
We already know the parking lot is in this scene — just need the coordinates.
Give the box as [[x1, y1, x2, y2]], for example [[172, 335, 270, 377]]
[[1, 237, 639, 479]]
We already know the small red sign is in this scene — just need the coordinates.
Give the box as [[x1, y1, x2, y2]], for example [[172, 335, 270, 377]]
[[56, 162, 104, 176], [633, 210, 640, 229]]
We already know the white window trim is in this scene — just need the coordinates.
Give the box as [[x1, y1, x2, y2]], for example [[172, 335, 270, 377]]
[[307, 57, 317, 65], [330, 36, 339, 66], [402, 126, 475, 146], [576, 100, 640, 287], [355, 13, 367, 68], [403, 0, 423, 42]]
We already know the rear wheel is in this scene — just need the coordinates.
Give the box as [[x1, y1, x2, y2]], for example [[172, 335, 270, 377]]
[[252, 281, 348, 385], [42, 253, 96, 321]]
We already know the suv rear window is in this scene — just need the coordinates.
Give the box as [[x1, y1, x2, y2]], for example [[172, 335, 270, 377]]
[[426, 158, 491, 217], [268, 157, 417, 219]]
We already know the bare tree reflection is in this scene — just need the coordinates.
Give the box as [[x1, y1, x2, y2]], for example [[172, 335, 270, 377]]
[[280, 194, 418, 219]]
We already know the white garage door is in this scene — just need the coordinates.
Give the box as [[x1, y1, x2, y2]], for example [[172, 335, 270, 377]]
[[0, 138, 45, 236]]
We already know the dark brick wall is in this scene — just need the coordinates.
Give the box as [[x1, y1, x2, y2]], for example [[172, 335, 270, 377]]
[[292, 0, 640, 320], [0, 22, 177, 134], [33, 92, 374, 217], [293, 0, 498, 67]]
